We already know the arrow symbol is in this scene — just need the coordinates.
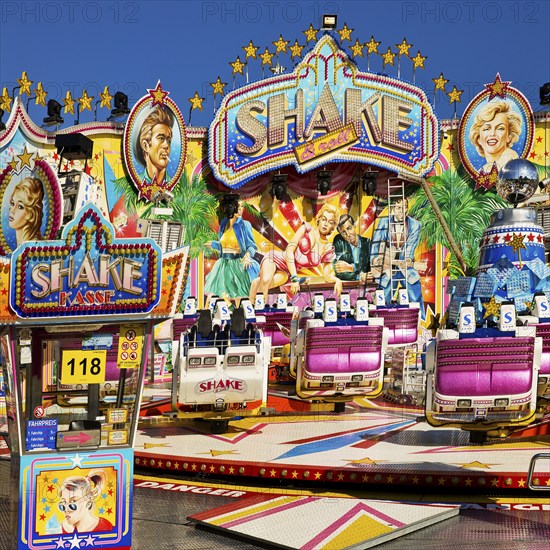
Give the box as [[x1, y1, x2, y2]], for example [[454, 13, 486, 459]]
[[60, 432, 93, 444]]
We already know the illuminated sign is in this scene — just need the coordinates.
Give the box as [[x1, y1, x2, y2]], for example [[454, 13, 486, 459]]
[[10, 203, 162, 318], [210, 34, 439, 188]]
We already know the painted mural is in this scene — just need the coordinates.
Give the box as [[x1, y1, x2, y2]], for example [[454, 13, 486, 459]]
[[0, 32, 547, 334]]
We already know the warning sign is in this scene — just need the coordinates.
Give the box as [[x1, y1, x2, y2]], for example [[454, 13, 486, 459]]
[[117, 324, 145, 369]]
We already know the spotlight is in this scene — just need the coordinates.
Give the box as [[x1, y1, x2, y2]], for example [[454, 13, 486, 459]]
[[0, 108, 5, 132], [43, 99, 64, 126], [221, 194, 240, 218], [316, 170, 332, 195], [271, 173, 287, 200], [110, 91, 130, 119], [539, 177, 550, 191], [322, 14, 337, 29], [540, 82, 550, 106], [361, 171, 377, 195]]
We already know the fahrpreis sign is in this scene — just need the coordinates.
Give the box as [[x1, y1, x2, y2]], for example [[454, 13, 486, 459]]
[[209, 34, 439, 188], [10, 204, 162, 319]]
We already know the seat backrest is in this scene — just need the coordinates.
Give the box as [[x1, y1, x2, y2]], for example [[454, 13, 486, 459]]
[[197, 309, 213, 338]]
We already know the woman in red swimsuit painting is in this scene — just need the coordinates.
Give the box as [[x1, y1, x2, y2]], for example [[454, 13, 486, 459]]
[[250, 203, 343, 303]]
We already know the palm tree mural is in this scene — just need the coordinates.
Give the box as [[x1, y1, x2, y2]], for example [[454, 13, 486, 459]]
[[408, 168, 508, 278]]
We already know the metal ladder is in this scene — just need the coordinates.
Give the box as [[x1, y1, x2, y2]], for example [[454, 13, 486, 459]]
[[386, 178, 408, 302]]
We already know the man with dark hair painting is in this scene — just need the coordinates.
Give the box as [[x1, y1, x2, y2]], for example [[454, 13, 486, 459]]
[[332, 214, 371, 282], [135, 106, 174, 186]]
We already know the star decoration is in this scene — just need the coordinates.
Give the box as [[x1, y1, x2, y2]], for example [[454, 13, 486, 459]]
[[17, 146, 34, 169], [483, 296, 501, 319], [456, 461, 495, 469], [78, 89, 94, 111], [411, 50, 427, 69], [485, 73, 511, 100], [289, 40, 303, 59], [33, 82, 47, 106], [230, 56, 246, 75], [8, 157, 18, 170], [259, 48, 274, 67], [396, 38, 412, 56], [447, 85, 463, 104], [338, 23, 353, 42], [63, 90, 75, 114], [17, 71, 33, 96], [350, 38, 364, 58], [303, 24, 318, 43], [83, 534, 96, 546], [1, 87, 13, 112], [148, 81, 170, 107], [242, 40, 258, 59], [382, 47, 396, 67], [475, 164, 499, 190], [273, 35, 289, 53], [365, 36, 381, 54], [68, 532, 81, 549], [510, 233, 526, 254], [270, 62, 286, 75], [432, 73, 449, 92], [427, 313, 441, 337], [99, 86, 113, 109], [70, 453, 84, 468], [210, 76, 226, 96], [188, 92, 205, 111]]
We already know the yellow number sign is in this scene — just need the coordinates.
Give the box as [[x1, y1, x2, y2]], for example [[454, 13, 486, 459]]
[[60, 350, 107, 385]]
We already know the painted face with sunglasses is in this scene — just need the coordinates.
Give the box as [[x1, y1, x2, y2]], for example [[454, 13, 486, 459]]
[[58, 470, 113, 534]]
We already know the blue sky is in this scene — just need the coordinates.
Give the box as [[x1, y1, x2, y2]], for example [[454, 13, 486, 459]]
[[1, 0, 549, 128]]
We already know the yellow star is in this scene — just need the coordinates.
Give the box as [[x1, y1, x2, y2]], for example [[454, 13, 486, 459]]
[[259, 47, 274, 67], [1, 87, 13, 112], [338, 23, 353, 42], [365, 36, 381, 55], [432, 73, 449, 92], [510, 233, 526, 254], [17, 146, 34, 169], [350, 38, 364, 58], [483, 296, 501, 319], [230, 56, 245, 75], [382, 47, 396, 67], [17, 71, 33, 96], [188, 92, 205, 111], [270, 469, 277, 477], [33, 82, 47, 106], [242, 40, 258, 59], [8, 158, 19, 170], [456, 461, 495, 469], [99, 86, 113, 109], [289, 40, 303, 59], [411, 50, 427, 69], [210, 76, 226, 96], [485, 73, 511, 100], [447, 85, 463, 104], [148, 81, 170, 107], [291, 470, 298, 478], [517, 478, 526, 487], [314, 472, 322, 479], [396, 38, 412, 56], [63, 90, 75, 114], [303, 24, 318, 43], [78, 89, 94, 111], [347, 457, 381, 465], [273, 35, 289, 53]]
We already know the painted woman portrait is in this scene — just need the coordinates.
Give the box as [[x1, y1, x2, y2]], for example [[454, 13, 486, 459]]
[[205, 199, 260, 298], [8, 176, 44, 245], [57, 469, 114, 534], [249, 202, 342, 303], [468, 101, 522, 173]]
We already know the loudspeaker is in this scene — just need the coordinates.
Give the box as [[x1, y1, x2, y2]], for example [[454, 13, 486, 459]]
[[55, 133, 93, 160]]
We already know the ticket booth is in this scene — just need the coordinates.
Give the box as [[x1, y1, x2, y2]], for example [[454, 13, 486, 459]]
[[0, 204, 164, 550]]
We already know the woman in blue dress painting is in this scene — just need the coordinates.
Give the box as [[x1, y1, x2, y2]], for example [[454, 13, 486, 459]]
[[205, 199, 259, 298]]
